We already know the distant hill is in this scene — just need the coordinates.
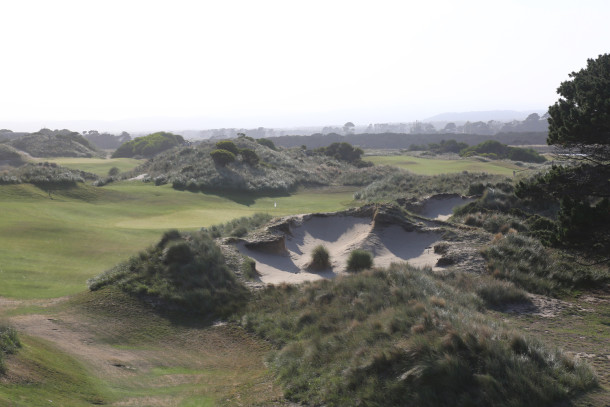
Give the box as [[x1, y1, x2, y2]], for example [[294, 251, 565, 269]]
[[8, 129, 101, 158], [425, 110, 546, 123], [268, 132, 549, 150], [132, 137, 392, 193]]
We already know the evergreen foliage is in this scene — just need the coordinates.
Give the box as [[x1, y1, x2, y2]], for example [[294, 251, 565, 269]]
[[112, 132, 185, 158]]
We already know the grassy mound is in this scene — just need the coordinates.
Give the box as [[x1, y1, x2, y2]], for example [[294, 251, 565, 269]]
[[112, 131, 186, 158], [8, 129, 101, 158], [309, 245, 331, 270], [0, 162, 98, 186], [354, 171, 505, 202], [133, 137, 392, 193], [346, 249, 373, 271], [88, 229, 249, 318], [240, 264, 597, 406], [0, 144, 26, 167]]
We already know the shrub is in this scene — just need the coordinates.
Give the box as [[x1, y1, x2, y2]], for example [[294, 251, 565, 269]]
[[309, 245, 331, 270], [210, 149, 236, 166], [346, 250, 373, 272], [108, 166, 120, 177], [0, 324, 21, 374], [112, 132, 185, 158], [215, 140, 239, 155], [257, 138, 276, 150], [239, 148, 260, 166]]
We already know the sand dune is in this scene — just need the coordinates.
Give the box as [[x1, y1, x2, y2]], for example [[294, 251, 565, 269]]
[[236, 215, 442, 285], [419, 195, 474, 220]]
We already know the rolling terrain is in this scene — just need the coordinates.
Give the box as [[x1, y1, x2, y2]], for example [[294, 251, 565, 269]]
[[0, 150, 608, 406]]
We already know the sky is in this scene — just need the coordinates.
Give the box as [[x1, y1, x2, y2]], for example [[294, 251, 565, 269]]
[[1, 0, 609, 132]]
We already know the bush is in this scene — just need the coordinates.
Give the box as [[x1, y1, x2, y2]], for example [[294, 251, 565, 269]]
[[0, 324, 21, 374], [108, 166, 120, 177], [257, 138, 276, 150], [346, 250, 373, 272], [210, 149, 236, 167], [239, 148, 260, 166], [309, 245, 331, 270], [215, 140, 239, 155], [112, 132, 185, 158]]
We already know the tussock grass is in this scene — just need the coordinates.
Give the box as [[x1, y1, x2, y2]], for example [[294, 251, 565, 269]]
[[240, 264, 597, 406], [354, 171, 505, 202], [204, 213, 273, 238], [0, 324, 20, 374], [88, 230, 250, 318], [309, 245, 331, 270], [483, 234, 610, 295], [346, 249, 373, 272]]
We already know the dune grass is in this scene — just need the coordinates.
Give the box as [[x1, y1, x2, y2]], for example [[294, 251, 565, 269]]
[[365, 154, 525, 176], [0, 182, 356, 300]]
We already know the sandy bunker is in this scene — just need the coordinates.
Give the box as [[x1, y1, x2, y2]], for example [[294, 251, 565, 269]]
[[236, 215, 443, 285]]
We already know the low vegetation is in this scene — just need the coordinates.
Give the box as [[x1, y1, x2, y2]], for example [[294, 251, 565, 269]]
[[346, 249, 373, 271], [204, 213, 273, 238], [133, 137, 392, 193], [0, 144, 26, 167], [88, 229, 250, 318], [460, 140, 546, 163], [7, 128, 101, 158], [0, 325, 20, 374], [354, 170, 505, 202], [309, 245, 331, 270], [240, 264, 597, 406], [0, 162, 98, 186], [112, 131, 186, 158]]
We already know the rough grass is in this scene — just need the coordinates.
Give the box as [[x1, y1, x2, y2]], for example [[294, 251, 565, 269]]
[[133, 138, 393, 193], [240, 263, 597, 406], [482, 234, 610, 296], [0, 325, 20, 374], [355, 170, 506, 202], [346, 249, 373, 272], [88, 230, 250, 318]]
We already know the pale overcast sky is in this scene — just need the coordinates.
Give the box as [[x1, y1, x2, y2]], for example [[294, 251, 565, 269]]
[[1, 0, 609, 131]]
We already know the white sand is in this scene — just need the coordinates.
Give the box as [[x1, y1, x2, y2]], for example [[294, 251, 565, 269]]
[[420, 196, 474, 220], [236, 215, 443, 285]]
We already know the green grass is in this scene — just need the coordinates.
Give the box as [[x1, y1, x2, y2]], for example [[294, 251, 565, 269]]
[[0, 335, 108, 406], [365, 154, 525, 176], [39, 157, 143, 176], [0, 182, 356, 300]]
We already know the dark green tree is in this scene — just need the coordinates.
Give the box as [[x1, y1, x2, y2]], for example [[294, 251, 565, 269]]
[[210, 149, 236, 166], [215, 140, 239, 155], [548, 53, 610, 164], [517, 54, 610, 261]]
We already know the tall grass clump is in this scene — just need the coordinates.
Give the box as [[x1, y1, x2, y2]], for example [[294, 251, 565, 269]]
[[346, 250, 373, 272], [355, 171, 505, 202], [205, 213, 272, 238], [88, 229, 249, 318], [0, 324, 21, 374], [309, 245, 331, 270], [482, 233, 610, 295], [239, 264, 597, 406]]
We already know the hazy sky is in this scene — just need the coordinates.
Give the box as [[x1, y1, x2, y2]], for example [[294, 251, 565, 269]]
[[1, 0, 609, 131]]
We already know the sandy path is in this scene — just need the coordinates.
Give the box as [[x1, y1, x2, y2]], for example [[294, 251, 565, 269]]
[[237, 215, 443, 285]]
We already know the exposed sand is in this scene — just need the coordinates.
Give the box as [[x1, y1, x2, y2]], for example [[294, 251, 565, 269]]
[[236, 215, 443, 285], [420, 196, 474, 220]]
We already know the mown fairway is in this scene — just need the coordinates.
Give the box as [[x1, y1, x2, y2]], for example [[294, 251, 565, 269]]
[[0, 181, 357, 300], [39, 157, 143, 176], [365, 154, 525, 175]]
